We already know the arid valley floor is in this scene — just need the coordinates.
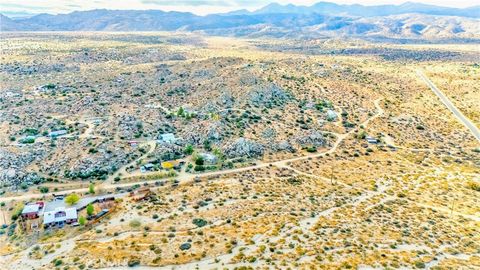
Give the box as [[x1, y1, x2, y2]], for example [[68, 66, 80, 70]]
[[0, 33, 479, 269]]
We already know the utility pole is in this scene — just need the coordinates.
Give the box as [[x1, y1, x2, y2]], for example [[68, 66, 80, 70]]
[[330, 166, 335, 185]]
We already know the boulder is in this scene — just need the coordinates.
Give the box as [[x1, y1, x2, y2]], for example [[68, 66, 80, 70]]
[[223, 138, 264, 158]]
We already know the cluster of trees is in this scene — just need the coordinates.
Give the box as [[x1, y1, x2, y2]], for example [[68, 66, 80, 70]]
[[65, 169, 109, 180]]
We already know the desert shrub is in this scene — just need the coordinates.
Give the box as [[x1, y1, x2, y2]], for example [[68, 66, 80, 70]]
[[184, 144, 194, 155], [53, 259, 63, 266], [128, 259, 140, 267], [194, 165, 205, 172], [179, 243, 191, 250], [467, 181, 480, 192], [357, 130, 367, 139], [129, 219, 141, 228], [414, 261, 425, 268], [195, 156, 204, 166], [192, 218, 207, 227], [79, 216, 86, 226], [11, 203, 24, 221]]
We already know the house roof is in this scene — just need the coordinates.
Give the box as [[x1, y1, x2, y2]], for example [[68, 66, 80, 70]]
[[49, 130, 67, 136], [43, 211, 55, 224], [43, 207, 77, 224], [159, 133, 175, 141], [65, 208, 77, 220], [22, 204, 40, 214], [44, 194, 118, 212], [199, 153, 217, 162]]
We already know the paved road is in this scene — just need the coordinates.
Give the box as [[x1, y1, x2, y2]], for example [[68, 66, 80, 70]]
[[417, 69, 480, 143]]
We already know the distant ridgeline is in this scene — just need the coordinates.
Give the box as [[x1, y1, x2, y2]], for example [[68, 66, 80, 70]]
[[1, 2, 480, 41]]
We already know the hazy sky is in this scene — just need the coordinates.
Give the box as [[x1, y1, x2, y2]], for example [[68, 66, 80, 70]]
[[1, 0, 478, 16]]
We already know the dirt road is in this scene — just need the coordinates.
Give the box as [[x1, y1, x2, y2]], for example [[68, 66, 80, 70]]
[[0, 99, 383, 203]]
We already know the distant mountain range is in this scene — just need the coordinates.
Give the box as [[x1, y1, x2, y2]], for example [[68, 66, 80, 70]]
[[1, 2, 479, 41], [230, 1, 480, 18]]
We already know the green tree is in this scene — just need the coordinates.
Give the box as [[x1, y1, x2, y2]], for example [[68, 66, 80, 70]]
[[86, 204, 94, 216], [213, 148, 224, 161], [195, 156, 204, 166], [65, 194, 80, 205], [79, 216, 86, 226], [203, 140, 212, 151], [88, 183, 95, 194], [184, 144, 194, 155], [177, 107, 185, 117]]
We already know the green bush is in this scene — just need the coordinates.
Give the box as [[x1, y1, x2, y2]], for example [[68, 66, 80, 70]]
[[179, 243, 191, 250], [184, 144, 194, 155], [127, 259, 140, 267], [414, 261, 425, 269], [194, 165, 205, 172], [129, 219, 141, 228], [86, 204, 94, 216], [195, 156, 204, 166], [192, 218, 207, 227]]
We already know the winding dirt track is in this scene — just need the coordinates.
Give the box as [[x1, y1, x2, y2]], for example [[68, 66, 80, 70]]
[[0, 99, 383, 203]]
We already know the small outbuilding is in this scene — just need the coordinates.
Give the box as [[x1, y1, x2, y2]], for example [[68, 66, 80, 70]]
[[141, 163, 155, 173], [157, 133, 176, 144], [366, 136, 378, 144], [21, 204, 40, 219], [326, 110, 338, 121], [199, 153, 218, 165], [48, 130, 67, 137]]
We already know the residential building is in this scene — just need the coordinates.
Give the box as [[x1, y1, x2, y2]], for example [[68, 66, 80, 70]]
[[326, 110, 338, 121], [141, 163, 155, 173], [21, 204, 41, 219], [43, 207, 77, 228], [199, 153, 218, 164], [366, 136, 378, 144], [48, 130, 67, 137], [157, 133, 176, 144]]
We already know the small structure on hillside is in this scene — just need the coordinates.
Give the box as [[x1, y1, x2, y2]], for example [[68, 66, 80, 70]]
[[366, 136, 378, 144], [128, 141, 138, 147], [199, 153, 218, 165], [48, 130, 67, 138], [326, 110, 338, 121], [20, 135, 36, 144], [157, 133, 176, 144], [141, 163, 155, 173]]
